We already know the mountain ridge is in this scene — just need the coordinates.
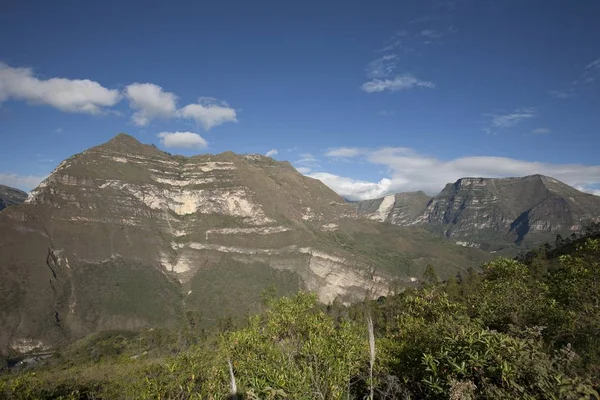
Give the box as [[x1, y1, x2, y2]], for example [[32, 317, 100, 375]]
[[0, 184, 27, 210], [0, 133, 488, 353], [356, 174, 600, 250]]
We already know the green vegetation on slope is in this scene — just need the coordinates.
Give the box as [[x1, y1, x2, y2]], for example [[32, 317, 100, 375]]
[[2, 236, 599, 399]]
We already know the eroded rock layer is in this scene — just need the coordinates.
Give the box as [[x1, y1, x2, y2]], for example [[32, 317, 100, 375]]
[[1, 134, 487, 352]]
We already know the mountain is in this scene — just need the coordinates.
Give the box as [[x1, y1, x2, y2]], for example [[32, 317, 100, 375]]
[[356, 192, 432, 224], [0, 184, 27, 210], [0, 134, 488, 353], [357, 175, 600, 250]]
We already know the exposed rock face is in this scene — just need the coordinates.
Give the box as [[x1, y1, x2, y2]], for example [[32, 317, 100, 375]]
[[357, 175, 600, 249], [0, 134, 486, 353], [0, 185, 27, 210], [356, 192, 431, 224]]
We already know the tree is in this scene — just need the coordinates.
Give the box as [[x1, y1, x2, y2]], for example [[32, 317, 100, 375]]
[[444, 275, 460, 299], [421, 264, 439, 286]]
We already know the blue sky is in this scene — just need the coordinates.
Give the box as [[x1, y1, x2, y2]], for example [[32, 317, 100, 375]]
[[1, 0, 599, 199]]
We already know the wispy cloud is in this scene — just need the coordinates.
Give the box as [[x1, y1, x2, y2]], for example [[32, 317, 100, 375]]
[[293, 153, 320, 173], [325, 147, 363, 157], [532, 127, 550, 135], [580, 58, 600, 84], [484, 107, 536, 133], [157, 131, 208, 149], [550, 56, 600, 98], [308, 146, 600, 200], [378, 31, 411, 53], [365, 55, 398, 79], [296, 153, 319, 164], [574, 186, 600, 197], [0, 62, 120, 114], [363, 25, 449, 93], [409, 15, 444, 24], [295, 166, 312, 174], [420, 29, 443, 39], [265, 149, 278, 157], [362, 74, 435, 93], [548, 89, 575, 99], [0, 172, 48, 191]]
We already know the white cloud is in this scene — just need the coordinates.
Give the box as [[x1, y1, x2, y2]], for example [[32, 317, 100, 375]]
[[265, 149, 278, 157], [296, 167, 312, 174], [125, 83, 178, 126], [0, 62, 239, 128], [0, 62, 120, 114], [0, 173, 47, 191], [484, 108, 536, 134], [421, 29, 443, 39], [575, 186, 600, 197], [581, 58, 600, 84], [325, 147, 363, 158], [295, 153, 319, 165], [124, 85, 237, 129], [378, 31, 411, 53], [178, 98, 238, 130], [308, 146, 600, 200], [293, 153, 320, 171], [366, 55, 398, 79], [532, 127, 550, 135], [549, 57, 600, 98], [549, 89, 575, 99], [489, 107, 536, 129], [307, 172, 393, 200], [157, 132, 208, 149], [362, 74, 435, 93]]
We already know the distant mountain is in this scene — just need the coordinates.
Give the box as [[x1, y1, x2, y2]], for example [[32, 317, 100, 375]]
[[356, 191, 432, 224], [357, 175, 600, 250], [0, 185, 27, 210], [0, 133, 488, 353]]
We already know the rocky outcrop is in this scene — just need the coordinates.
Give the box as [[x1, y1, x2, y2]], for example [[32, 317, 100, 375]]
[[0, 133, 486, 353], [357, 175, 600, 249], [0, 185, 27, 210], [356, 192, 431, 224]]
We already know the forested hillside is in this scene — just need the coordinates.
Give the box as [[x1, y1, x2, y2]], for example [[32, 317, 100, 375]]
[[2, 227, 599, 399]]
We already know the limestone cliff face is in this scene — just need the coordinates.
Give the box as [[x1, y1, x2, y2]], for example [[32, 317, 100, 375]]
[[355, 192, 432, 224], [357, 175, 600, 249], [1, 134, 486, 352], [0, 184, 27, 210]]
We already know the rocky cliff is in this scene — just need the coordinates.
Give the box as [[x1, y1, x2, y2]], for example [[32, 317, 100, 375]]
[[0, 134, 487, 353], [0, 184, 27, 210], [358, 175, 600, 250], [356, 192, 432, 224]]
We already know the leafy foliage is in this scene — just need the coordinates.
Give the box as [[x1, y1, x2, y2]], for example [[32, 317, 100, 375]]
[[1, 239, 600, 399]]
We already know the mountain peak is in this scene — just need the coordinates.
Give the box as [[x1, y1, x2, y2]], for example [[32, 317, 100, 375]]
[[99, 133, 163, 156], [108, 133, 140, 145]]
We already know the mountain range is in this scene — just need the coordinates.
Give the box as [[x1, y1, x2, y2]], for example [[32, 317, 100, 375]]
[[0, 184, 27, 211], [0, 134, 491, 353], [1, 133, 598, 354], [357, 175, 600, 251]]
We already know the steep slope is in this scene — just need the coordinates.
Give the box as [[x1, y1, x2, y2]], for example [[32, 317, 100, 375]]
[[358, 175, 600, 250], [0, 134, 488, 352], [356, 192, 432, 224], [0, 184, 27, 210]]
